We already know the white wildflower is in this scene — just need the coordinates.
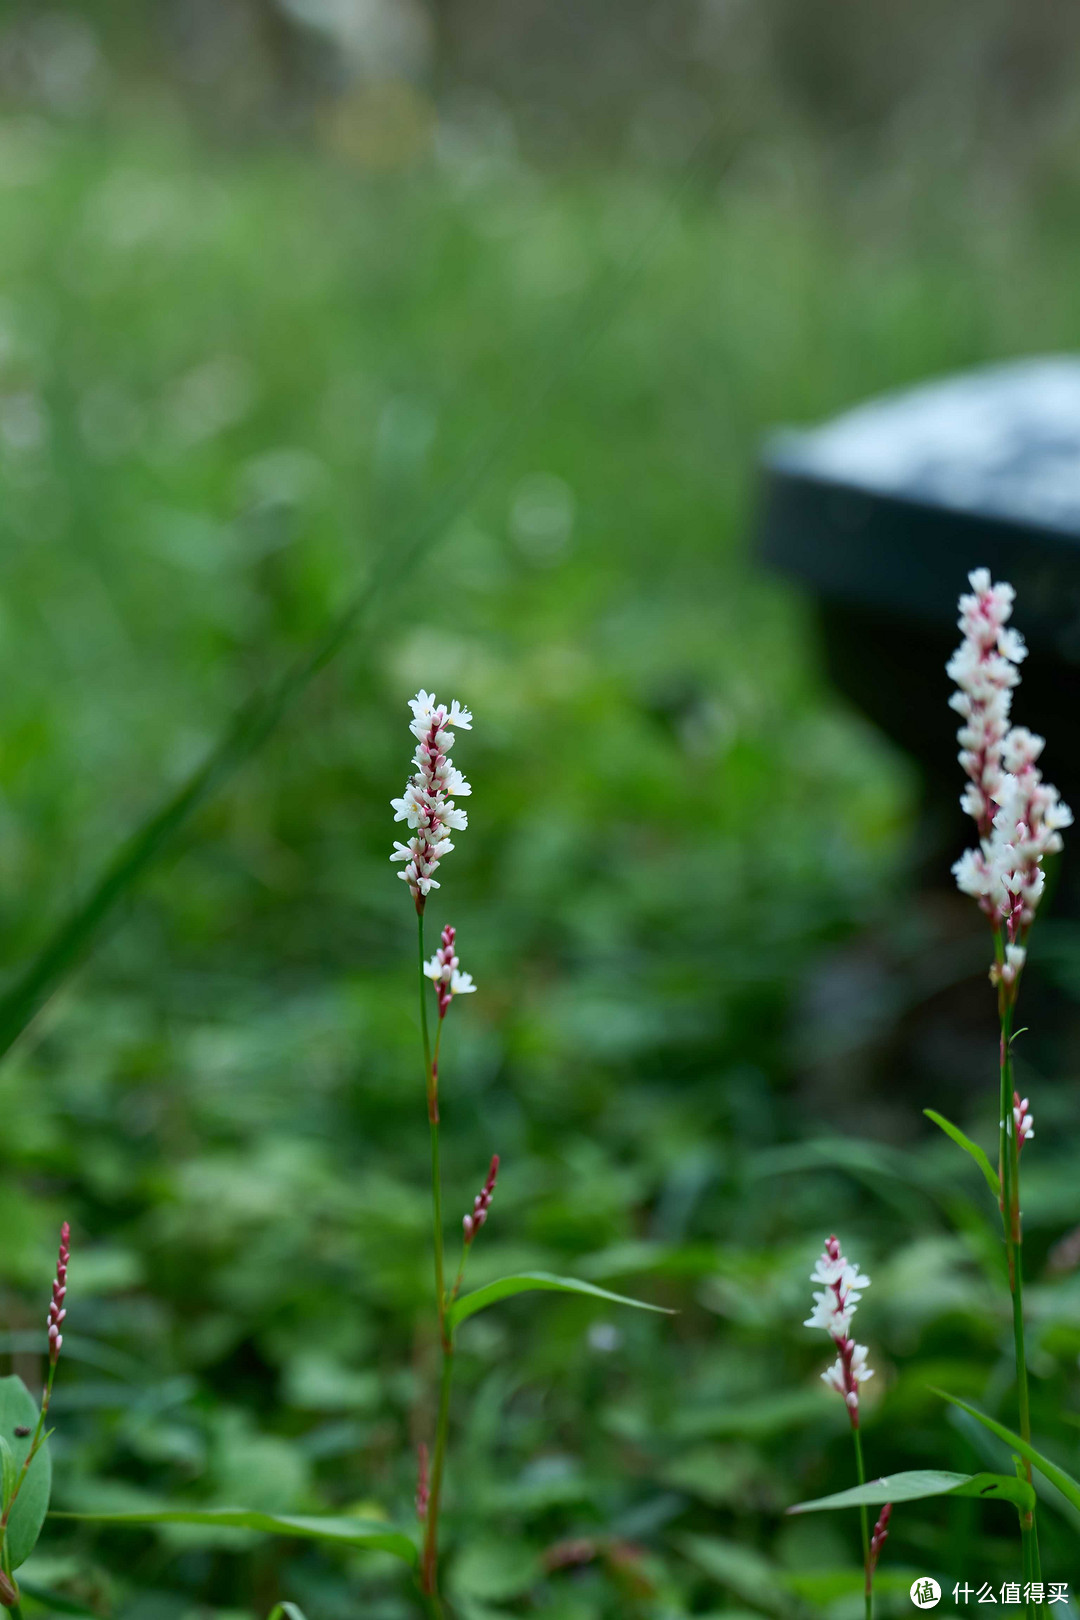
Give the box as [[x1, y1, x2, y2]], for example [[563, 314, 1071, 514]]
[[424, 924, 477, 1018], [391, 690, 473, 907], [806, 1235, 874, 1427], [949, 571, 1071, 948]]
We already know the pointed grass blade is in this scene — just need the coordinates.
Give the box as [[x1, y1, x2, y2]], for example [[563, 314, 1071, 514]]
[[448, 1271, 673, 1332], [933, 1389, 1080, 1512], [50, 1508, 418, 1566], [924, 1111, 1000, 1199]]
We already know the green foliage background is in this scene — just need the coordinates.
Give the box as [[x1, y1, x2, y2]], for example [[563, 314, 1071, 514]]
[[1, 7, 1080, 1616]]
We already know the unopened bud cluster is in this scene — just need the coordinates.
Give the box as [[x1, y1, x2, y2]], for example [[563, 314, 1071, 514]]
[[463, 1155, 499, 1243], [391, 691, 472, 907], [868, 1503, 892, 1579], [48, 1221, 70, 1365], [805, 1235, 874, 1426]]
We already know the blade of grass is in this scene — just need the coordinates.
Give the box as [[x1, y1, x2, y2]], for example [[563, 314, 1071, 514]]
[[933, 1390, 1080, 1513], [50, 1509, 418, 1565], [0, 119, 740, 1064], [923, 1110, 1000, 1199], [448, 1271, 674, 1331]]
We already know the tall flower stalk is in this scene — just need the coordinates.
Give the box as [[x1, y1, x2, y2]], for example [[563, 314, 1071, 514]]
[[947, 570, 1072, 1608], [392, 691, 488, 1612], [805, 1236, 882, 1619], [0, 1223, 69, 1618]]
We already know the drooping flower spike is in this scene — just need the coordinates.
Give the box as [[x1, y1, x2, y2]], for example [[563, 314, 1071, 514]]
[[805, 1235, 874, 1426], [424, 924, 477, 1018], [949, 571, 1071, 955], [391, 691, 472, 909]]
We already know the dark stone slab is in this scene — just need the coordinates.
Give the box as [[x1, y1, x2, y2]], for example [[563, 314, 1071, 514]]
[[758, 357, 1080, 660]]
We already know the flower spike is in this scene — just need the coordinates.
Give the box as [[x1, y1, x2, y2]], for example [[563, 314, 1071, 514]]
[[423, 924, 477, 1018], [463, 1154, 499, 1244], [390, 690, 473, 911], [48, 1221, 70, 1366], [805, 1235, 874, 1427], [868, 1502, 892, 1581], [948, 571, 1071, 962]]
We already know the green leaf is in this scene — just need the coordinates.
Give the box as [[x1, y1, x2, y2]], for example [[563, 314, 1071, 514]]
[[447, 1272, 673, 1331], [789, 1467, 1034, 1515], [924, 1111, 1001, 1199], [50, 1508, 418, 1567], [266, 1606, 310, 1620], [0, 1376, 51, 1570], [933, 1389, 1080, 1512]]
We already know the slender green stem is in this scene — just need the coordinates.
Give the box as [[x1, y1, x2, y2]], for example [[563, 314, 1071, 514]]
[[998, 987, 1039, 1615], [0, 1536, 15, 1619], [852, 1426, 871, 1620], [418, 912, 434, 1099], [417, 909, 453, 1604], [421, 1348, 455, 1597], [998, 1000, 1030, 1435], [429, 1117, 446, 1341], [418, 914, 447, 1335]]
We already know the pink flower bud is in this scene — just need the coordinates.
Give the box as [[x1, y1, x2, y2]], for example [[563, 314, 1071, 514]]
[[47, 1222, 70, 1368], [463, 1155, 499, 1247]]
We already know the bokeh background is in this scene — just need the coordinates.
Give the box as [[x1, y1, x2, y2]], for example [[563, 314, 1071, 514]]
[[2, 2, 1080, 1616]]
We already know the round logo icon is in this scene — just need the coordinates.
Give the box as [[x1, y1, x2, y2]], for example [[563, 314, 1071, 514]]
[[910, 1578, 941, 1609]]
